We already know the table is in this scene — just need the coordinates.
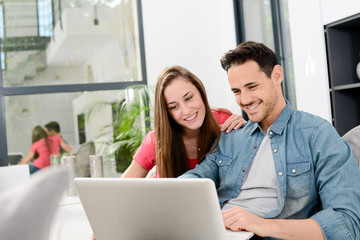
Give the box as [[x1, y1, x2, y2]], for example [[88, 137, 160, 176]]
[[49, 196, 92, 240]]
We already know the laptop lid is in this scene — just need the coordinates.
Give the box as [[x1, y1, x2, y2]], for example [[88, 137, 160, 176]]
[[74, 178, 253, 240]]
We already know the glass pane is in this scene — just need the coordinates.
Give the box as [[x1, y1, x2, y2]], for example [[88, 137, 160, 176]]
[[281, 0, 297, 108], [5, 88, 150, 176], [1, 0, 142, 87], [243, 0, 275, 50]]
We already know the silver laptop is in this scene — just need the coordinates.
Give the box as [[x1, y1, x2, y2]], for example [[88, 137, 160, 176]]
[[74, 178, 254, 240]]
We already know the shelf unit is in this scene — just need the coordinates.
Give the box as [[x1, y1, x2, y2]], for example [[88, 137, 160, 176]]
[[325, 13, 360, 136]]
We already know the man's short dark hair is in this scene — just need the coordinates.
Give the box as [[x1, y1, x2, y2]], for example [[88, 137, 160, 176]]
[[220, 41, 279, 78], [45, 121, 60, 133]]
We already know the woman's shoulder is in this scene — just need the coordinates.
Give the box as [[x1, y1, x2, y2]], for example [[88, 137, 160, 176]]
[[211, 108, 232, 124], [144, 130, 155, 143], [31, 138, 46, 148]]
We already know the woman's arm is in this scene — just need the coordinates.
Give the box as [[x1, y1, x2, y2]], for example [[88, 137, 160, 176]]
[[60, 140, 72, 153], [18, 151, 35, 165], [121, 160, 150, 178]]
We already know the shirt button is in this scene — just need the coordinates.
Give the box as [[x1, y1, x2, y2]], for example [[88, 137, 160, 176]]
[[278, 172, 283, 176], [242, 169, 245, 173], [219, 160, 222, 164], [254, 146, 257, 149], [269, 131, 273, 135], [273, 149, 278, 153], [292, 169, 296, 173]]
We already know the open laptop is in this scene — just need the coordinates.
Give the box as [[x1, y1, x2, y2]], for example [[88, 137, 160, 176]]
[[74, 178, 254, 240]]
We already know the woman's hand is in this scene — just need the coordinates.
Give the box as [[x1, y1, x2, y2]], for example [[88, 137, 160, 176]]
[[220, 114, 246, 133]]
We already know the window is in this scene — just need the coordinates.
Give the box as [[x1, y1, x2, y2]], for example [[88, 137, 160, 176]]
[[234, 0, 296, 109], [0, 0, 147, 166]]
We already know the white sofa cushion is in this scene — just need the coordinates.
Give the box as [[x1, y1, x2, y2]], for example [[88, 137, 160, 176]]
[[0, 167, 70, 240]]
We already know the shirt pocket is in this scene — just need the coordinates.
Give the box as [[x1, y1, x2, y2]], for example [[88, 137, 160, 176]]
[[286, 161, 311, 199], [214, 154, 234, 186]]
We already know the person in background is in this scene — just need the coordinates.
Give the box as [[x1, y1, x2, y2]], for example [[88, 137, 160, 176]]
[[45, 121, 72, 154], [121, 65, 246, 178], [180, 41, 360, 239], [18, 126, 51, 174]]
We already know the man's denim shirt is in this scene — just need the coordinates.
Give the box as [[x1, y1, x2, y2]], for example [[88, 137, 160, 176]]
[[180, 102, 360, 240]]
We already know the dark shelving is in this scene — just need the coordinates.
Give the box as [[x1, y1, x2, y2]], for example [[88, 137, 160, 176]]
[[325, 13, 360, 136]]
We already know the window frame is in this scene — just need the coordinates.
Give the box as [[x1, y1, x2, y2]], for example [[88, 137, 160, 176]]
[[233, 0, 295, 119], [0, 0, 147, 166]]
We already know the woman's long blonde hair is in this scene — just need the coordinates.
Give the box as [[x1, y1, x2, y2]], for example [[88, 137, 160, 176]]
[[154, 66, 221, 178]]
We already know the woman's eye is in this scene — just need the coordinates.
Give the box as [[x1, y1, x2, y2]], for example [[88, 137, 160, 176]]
[[185, 95, 193, 101], [168, 105, 178, 110]]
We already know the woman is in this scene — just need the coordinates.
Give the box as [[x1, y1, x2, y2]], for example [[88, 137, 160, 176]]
[[122, 65, 246, 178], [91, 65, 246, 240], [18, 126, 51, 174]]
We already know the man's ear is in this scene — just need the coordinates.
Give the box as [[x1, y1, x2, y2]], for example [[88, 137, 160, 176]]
[[271, 65, 283, 85]]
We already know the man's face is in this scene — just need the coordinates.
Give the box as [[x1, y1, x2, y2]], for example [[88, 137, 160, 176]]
[[46, 129, 56, 136], [227, 60, 282, 130]]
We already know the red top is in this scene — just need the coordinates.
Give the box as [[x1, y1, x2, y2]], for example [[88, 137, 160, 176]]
[[48, 135, 62, 155], [30, 138, 50, 169], [133, 109, 232, 176]]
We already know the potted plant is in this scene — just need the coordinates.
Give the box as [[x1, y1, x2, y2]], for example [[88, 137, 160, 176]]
[[87, 84, 152, 172]]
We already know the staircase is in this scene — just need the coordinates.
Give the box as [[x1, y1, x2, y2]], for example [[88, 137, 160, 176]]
[[1, 0, 53, 86]]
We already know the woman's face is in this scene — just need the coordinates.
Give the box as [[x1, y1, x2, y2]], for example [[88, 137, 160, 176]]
[[163, 77, 206, 132]]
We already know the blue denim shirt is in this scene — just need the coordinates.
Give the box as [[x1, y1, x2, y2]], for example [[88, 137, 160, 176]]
[[180, 102, 360, 240]]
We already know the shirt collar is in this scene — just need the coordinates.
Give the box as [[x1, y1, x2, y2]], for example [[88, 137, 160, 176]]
[[249, 99, 293, 135]]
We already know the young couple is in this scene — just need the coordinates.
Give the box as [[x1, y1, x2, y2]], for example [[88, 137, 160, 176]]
[[112, 41, 360, 239], [18, 123, 72, 174]]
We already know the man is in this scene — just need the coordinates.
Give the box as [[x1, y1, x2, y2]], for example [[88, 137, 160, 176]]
[[45, 121, 72, 154], [180, 41, 360, 239]]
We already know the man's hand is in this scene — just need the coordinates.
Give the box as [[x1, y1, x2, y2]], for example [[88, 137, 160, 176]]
[[222, 206, 325, 240], [222, 206, 266, 236], [220, 114, 247, 133]]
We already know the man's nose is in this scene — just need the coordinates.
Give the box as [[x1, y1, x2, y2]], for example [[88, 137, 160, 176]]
[[239, 92, 252, 106]]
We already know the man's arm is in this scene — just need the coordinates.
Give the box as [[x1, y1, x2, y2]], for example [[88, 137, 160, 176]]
[[310, 121, 360, 239], [60, 140, 72, 153], [222, 206, 324, 240], [179, 153, 220, 187]]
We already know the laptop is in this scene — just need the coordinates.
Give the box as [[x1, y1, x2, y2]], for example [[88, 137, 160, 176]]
[[74, 178, 254, 240]]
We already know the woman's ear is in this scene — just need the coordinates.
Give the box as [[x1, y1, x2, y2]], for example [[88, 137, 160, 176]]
[[271, 65, 283, 85]]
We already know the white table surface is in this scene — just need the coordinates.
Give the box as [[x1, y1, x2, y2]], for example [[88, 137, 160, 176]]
[[49, 196, 92, 240]]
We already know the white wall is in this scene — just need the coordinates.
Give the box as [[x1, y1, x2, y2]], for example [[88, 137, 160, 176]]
[[141, 0, 242, 115], [320, 0, 360, 25], [287, 0, 331, 121], [288, 0, 360, 122], [142, 0, 360, 123]]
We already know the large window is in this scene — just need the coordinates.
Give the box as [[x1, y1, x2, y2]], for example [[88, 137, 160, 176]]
[[0, 0, 146, 166], [234, 0, 296, 108]]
